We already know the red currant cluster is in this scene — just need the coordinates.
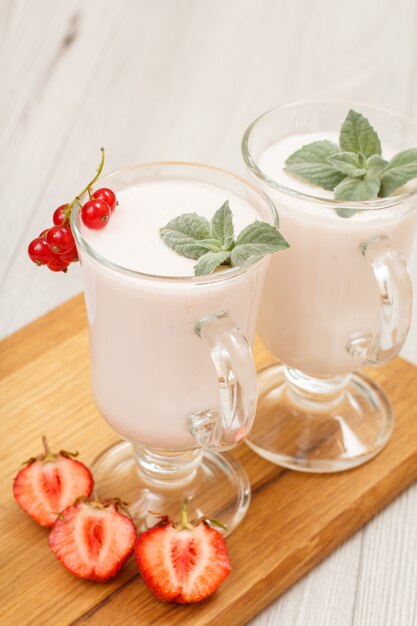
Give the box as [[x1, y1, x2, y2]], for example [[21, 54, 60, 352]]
[[27, 149, 117, 273], [28, 208, 78, 272]]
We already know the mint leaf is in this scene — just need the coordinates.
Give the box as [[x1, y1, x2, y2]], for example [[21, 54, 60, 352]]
[[328, 152, 366, 177], [335, 207, 358, 219], [210, 200, 234, 249], [160, 213, 215, 259], [366, 154, 388, 178], [231, 243, 281, 265], [284, 140, 345, 190], [231, 221, 289, 265], [195, 239, 224, 252], [163, 213, 210, 239], [379, 148, 417, 197], [194, 251, 231, 276], [235, 220, 287, 246], [334, 177, 380, 201], [339, 109, 381, 158]]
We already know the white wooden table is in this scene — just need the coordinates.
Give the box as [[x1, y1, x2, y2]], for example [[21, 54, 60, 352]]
[[2, 1, 417, 624]]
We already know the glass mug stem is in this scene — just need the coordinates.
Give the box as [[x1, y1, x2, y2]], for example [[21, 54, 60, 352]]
[[347, 235, 413, 366], [133, 446, 203, 489], [285, 367, 350, 407], [188, 311, 258, 451]]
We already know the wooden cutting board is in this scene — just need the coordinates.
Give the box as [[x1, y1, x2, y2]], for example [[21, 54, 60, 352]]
[[1, 295, 417, 626]]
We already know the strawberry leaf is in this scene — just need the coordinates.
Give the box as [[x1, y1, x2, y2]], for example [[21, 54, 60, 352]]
[[206, 517, 228, 531]]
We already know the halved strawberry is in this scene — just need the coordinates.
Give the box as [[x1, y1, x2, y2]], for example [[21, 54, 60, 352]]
[[48, 498, 137, 581], [13, 436, 93, 528], [135, 502, 231, 603]]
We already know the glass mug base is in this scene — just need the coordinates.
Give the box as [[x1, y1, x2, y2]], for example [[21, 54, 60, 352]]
[[92, 441, 251, 535], [246, 364, 393, 473]]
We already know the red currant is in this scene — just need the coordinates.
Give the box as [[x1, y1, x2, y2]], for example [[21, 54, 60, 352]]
[[47, 255, 69, 272], [92, 188, 117, 212], [81, 199, 111, 230], [46, 225, 75, 254], [59, 247, 78, 263], [53, 204, 68, 225], [28, 238, 55, 266], [39, 228, 49, 238]]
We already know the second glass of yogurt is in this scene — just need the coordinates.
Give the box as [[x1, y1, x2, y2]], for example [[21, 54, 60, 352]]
[[242, 101, 417, 473]]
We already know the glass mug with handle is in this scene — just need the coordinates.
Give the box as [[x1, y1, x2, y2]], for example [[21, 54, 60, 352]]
[[242, 101, 417, 472], [71, 162, 278, 533]]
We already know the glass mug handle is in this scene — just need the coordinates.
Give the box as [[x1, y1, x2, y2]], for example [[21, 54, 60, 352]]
[[347, 235, 413, 366], [188, 311, 257, 451]]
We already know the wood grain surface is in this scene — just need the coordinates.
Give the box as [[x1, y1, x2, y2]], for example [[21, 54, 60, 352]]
[[1, 296, 417, 626], [2, 1, 417, 624]]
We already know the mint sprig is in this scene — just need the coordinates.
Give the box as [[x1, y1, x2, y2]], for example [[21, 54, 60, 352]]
[[160, 200, 289, 276], [284, 109, 417, 203]]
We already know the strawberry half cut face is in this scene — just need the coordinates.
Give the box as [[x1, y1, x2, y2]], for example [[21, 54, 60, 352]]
[[13, 438, 93, 528], [135, 515, 231, 603], [48, 500, 137, 582]]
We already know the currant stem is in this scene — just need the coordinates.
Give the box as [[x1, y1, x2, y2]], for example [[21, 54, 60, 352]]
[[63, 148, 106, 223]]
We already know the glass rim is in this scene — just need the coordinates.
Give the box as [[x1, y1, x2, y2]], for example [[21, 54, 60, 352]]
[[241, 98, 417, 210], [71, 160, 278, 284]]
